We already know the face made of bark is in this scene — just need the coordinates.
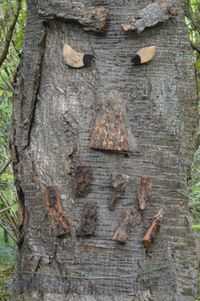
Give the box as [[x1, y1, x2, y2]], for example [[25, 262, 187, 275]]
[[12, 0, 199, 299]]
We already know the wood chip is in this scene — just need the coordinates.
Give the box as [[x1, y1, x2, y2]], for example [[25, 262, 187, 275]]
[[143, 205, 166, 248], [44, 186, 70, 237], [138, 176, 153, 210], [110, 173, 130, 210], [113, 208, 135, 243]]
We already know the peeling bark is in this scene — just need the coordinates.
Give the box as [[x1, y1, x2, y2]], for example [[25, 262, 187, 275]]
[[121, 0, 181, 33], [38, 0, 108, 32]]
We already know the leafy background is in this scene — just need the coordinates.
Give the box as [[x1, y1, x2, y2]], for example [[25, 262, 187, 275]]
[[0, 0, 199, 299]]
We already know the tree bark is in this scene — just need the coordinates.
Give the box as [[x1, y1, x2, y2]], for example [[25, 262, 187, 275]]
[[11, 0, 199, 300]]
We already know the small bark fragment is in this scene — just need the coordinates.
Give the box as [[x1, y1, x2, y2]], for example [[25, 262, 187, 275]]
[[75, 165, 92, 197], [110, 173, 130, 210], [121, 0, 181, 33], [113, 208, 135, 243], [138, 176, 153, 210], [44, 186, 70, 237], [143, 205, 166, 248], [89, 90, 137, 152], [38, 1, 108, 33], [76, 201, 98, 237]]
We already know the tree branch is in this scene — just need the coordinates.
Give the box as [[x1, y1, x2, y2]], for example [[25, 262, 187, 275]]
[[0, 158, 12, 176], [0, 0, 22, 68]]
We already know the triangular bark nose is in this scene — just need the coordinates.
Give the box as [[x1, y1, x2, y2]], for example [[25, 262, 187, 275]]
[[89, 91, 137, 152]]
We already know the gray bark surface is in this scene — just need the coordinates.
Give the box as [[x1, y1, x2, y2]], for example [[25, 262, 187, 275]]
[[11, 0, 199, 300]]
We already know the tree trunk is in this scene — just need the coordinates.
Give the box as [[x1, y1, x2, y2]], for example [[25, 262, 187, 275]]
[[11, 0, 199, 300]]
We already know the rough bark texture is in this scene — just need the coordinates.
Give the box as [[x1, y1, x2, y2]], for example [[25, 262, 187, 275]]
[[11, 0, 199, 300]]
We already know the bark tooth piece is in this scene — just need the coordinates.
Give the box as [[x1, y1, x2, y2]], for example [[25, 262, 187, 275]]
[[138, 176, 153, 210], [76, 201, 98, 237], [110, 173, 130, 210], [143, 205, 166, 248], [113, 208, 135, 243], [63, 44, 94, 68], [89, 90, 137, 152], [132, 46, 156, 65], [44, 186, 70, 237], [75, 165, 92, 197]]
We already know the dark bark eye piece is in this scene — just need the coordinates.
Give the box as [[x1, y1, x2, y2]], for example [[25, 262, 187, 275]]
[[132, 46, 156, 65], [63, 43, 94, 68]]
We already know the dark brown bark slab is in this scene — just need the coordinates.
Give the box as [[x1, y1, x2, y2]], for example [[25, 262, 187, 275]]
[[76, 201, 98, 236], [75, 165, 92, 197]]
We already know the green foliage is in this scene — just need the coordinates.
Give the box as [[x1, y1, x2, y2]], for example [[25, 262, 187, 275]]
[[0, 228, 16, 265], [0, 1, 26, 296], [0, 0, 26, 240], [184, 0, 200, 235], [0, 8, 26, 298]]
